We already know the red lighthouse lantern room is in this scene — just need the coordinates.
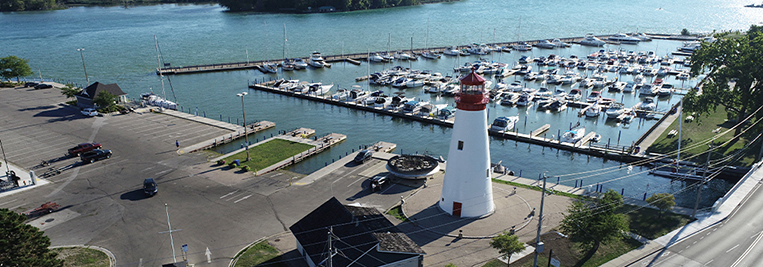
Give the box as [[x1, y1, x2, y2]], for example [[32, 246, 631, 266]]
[[456, 69, 490, 111]]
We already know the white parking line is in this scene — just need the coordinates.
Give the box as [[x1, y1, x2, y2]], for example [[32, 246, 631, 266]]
[[220, 191, 238, 199], [0, 199, 18, 206], [234, 195, 252, 203]]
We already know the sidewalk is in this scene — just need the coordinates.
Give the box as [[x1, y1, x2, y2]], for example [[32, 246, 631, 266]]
[[601, 161, 763, 266], [0, 161, 50, 198]]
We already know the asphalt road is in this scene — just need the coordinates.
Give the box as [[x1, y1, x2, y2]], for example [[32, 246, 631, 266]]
[[629, 182, 763, 266], [0, 86, 414, 266]]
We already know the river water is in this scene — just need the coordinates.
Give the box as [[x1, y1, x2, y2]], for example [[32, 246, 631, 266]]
[[3, 0, 758, 207]]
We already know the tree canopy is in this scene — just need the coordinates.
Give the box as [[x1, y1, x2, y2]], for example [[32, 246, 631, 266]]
[[218, 0, 421, 12], [646, 193, 675, 217], [94, 91, 117, 109], [0, 56, 33, 83], [489, 231, 524, 267], [0, 208, 64, 267], [685, 25, 763, 134], [60, 84, 82, 99], [559, 190, 629, 261]]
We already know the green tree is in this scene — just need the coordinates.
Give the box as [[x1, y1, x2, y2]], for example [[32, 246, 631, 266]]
[[489, 231, 525, 267], [60, 84, 81, 99], [0, 56, 33, 83], [646, 193, 676, 218], [686, 25, 763, 135], [681, 28, 691, 36], [559, 189, 629, 263], [0, 208, 64, 267], [93, 91, 116, 109]]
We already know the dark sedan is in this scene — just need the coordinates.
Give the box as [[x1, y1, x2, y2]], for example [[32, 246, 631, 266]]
[[80, 149, 112, 163]]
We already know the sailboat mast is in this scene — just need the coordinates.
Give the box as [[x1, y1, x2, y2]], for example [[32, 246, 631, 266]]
[[283, 24, 287, 59], [154, 35, 166, 100], [677, 97, 683, 166]]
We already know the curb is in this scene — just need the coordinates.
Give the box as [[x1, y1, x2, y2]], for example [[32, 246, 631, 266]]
[[228, 231, 290, 267], [50, 245, 116, 267]]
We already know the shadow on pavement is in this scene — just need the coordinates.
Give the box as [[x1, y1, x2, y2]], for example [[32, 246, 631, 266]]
[[403, 203, 474, 247], [119, 189, 149, 201], [19, 105, 57, 111]]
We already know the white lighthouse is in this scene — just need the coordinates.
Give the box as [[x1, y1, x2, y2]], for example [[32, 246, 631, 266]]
[[439, 69, 494, 218]]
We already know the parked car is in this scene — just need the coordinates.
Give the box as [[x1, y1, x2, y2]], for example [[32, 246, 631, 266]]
[[68, 143, 101, 156], [34, 83, 53, 89], [370, 174, 388, 192], [353, 150, 374, 164], [80, 149, 112, 163], [24, 82, 39, 88], [143, 178, 158, 196], [81, 108, 99, 117]]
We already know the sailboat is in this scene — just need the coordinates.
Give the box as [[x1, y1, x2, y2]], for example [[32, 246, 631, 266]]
[[145, 35, 178, 110], [421, 19, 440, 59], [649, 98, 704, 180], [281, 24, 295, 71]]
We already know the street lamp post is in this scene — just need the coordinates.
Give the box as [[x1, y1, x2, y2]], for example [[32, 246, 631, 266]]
[[237, 92, 250, 161], [76, 48, 89, 84], [0, 139, 9, 174]]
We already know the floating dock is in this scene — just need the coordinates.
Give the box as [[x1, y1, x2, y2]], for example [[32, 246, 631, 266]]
[[157, 33, 699, 76]]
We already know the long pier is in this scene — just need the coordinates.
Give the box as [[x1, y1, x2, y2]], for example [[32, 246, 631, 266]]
[[157, 33, 699, 76]]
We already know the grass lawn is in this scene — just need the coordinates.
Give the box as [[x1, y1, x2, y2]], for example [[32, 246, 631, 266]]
[[223, 138, 314, 172], [386, 205, 409, 222], [618, 204, 694, 239], [496, 232, 642, 267], [647, 108, 759, 167], [54, 247, 110, 267], [234, 241, 285, 267]]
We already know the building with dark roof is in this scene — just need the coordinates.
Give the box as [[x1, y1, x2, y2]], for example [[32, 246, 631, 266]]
[[75, 82, 127, 108], [290, 197, 424, 267]]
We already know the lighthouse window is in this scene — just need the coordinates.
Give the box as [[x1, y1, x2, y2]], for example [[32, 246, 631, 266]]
[[458, 141, 464, 150]]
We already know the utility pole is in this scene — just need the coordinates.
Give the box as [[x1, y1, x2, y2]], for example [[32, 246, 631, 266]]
[[76, 48, 89, 84], [237, 92, 250, 161], [533, 173, 548, 267], [692, 141, 714, 218], [328, 226, 333, 267]]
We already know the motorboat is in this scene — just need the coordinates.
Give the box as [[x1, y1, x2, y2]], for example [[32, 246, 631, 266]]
[[636, 97, 656, 111], [657, 66, 671, 77], [586, 91, 602, 103], [512, 41, 532, 51], [424, 82, 448, 93], [421, 51, 440, 59], [608, 33, 641, 44], [552, 87, 567, 98], [374, 96, 392, 108], [387, 94, 412, 111], [308, 52, 326, 68], [418, 102, 439, 117], [281, 59, 295, 71], [391, 77, 410, 88], [331, 88, 349, 101], [393, 51, 415, 60], [548, 99, 567, 112], [639, 84, 657, 96], [293, 58, 308, 69], [261, 62, 278, 73], [585, 104, 601, 117], [443, 46, 461, 56], [551, 39, 571, 47], [499, 92, 519, 106], [406, 79, 425, 88], [308, 83, 333, 95], [436, 105, 456, 119], [368, 53, 385, 62], [634, 33, 652, 41], [515, 93, 534, 107], [402, 100, 422, 114], [535, 87, 553, 99], [523, 72, 537, 81], [676, 72, 690, 80], [507, 81, 524, 92], [347, 87, 369, 103], [490, 116, 520, 132], [622, 81, 636, 93], [565, 89, 582, 101], [561, 127, 586, 144], [580, 34, 606, 47], [607, 81, 626, 92], [657, 83, 673, 97], [605, 102, 625, 119], [536, 39, 557, 49], [678, 41, 702, 53]]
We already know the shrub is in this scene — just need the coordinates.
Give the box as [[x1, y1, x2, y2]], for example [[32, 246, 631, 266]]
[[229, 162, 237, 168], [217, 159, 226, 165], [242, 166, 251, 171]]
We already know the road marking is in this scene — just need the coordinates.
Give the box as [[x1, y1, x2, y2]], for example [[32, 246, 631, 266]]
[[700, 236, 704, 240], [155, 169, 171, 176], [234, 195, 252, 203], [220, 191, 238, 199], [751, 234, 758, 239], [380, 183, 396, 194], [226, 192, 249, 201], [654, 254, 677, 266], [139, 258, 143, 267], [686, 245, 690, 249], [347, 176, 367, 187], [693, 241, 697, 244], [704, 259, 713, 266], [0, 199, 18, 206], [731, 231, 763, 267], [726, 244, 739, 253]]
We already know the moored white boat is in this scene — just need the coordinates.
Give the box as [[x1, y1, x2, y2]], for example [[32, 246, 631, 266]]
[[561, 127, 586, 144], [580, 34, 606, 47], [490, 116, 520, 132]]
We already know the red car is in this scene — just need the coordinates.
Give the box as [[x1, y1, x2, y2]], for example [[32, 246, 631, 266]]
[[68, 143, 101, 156]]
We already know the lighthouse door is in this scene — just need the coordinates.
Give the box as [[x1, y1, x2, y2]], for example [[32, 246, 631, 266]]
[[452, 202, 462, 217]]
